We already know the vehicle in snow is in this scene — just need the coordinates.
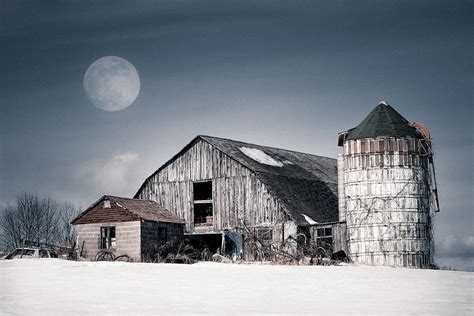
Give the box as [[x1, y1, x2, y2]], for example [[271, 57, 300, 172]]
[[3, 247, 59, 260]]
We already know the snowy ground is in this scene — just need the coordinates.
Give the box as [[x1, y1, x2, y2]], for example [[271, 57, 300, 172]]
[[0, 259, 472, 315]]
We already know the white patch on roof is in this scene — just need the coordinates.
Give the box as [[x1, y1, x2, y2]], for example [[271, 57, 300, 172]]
[[115, 202, 125, 209], [302, 214, 318, 225], [239, 147, 287, 167]]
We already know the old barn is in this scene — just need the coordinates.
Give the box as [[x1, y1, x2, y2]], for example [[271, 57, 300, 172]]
[[134, 135, 341, 259], [72, 195, 185, 262]]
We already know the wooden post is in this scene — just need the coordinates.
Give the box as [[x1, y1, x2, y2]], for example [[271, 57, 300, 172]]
[[221, 232, 225, 255]]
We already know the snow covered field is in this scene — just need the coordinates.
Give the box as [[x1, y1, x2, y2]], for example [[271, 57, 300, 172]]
[[0, 259, 472, 315]]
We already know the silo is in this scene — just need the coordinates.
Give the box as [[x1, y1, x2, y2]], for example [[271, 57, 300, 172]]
[[338, 101, 439, 268]]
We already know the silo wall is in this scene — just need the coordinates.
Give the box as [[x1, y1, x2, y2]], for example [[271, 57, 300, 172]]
[[342, 137, 433, 267]]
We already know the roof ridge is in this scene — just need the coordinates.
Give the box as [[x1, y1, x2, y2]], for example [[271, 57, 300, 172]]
[[107, 195, 154, 202], [199, 135, 335, 160], [72, 195, 185, 225], [107, 196, 141, 219]]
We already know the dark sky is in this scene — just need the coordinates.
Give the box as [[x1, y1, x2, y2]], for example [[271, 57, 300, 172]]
[[1, 0, 472, 268]]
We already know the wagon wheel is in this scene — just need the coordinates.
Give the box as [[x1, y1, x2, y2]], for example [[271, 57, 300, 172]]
[[314, 246, 327, 265], [114, 254, 131, 262], [95, 250, 115, 261]]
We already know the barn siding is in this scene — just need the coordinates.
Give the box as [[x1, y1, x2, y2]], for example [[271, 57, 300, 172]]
[[136, 140, 289, 236], [332, 222, 347, 253]]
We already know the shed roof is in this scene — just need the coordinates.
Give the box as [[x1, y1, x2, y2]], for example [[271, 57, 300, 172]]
[[135, 135, 338, 226], [345, 101, 422, 141], [72, 195, 185, 225]]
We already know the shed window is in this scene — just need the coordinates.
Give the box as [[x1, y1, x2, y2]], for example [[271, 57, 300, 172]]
[[100, 226, 116, 249]]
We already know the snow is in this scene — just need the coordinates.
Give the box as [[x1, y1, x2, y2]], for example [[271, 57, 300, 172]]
[[302, 213, 319, 225], [239, 147, 289, 167], [1, 259, 472, 315]]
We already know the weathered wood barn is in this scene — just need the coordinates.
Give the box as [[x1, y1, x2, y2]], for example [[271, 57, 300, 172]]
[[134, 135, 342, 259], [71, 195, 185, 262]]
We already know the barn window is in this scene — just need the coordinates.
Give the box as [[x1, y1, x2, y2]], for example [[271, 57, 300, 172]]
[[193, 181, 213, 226], [194, 181, 212, 201], [315, 226, 333, 248], [194, 204, 213, 225], [100, 226, 116, 249], [256, 227, 273, 241]]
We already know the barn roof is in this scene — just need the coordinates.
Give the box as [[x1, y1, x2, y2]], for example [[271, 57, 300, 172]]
[[135, 135, 338, 226], [345, 101, 422, 141], [71, 195, 185, 225]]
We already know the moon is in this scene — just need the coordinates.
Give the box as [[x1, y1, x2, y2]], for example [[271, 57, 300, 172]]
[[83, 56, 140, 111]]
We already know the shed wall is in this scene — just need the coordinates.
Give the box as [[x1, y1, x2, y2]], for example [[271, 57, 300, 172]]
[[75, 221, 141, 261]]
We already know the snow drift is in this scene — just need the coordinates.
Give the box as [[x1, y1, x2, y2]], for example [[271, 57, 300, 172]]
[[0, 259, 472, 315]]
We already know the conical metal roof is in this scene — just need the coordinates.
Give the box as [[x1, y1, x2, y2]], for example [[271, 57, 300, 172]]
[[345, 101, 422, 140]]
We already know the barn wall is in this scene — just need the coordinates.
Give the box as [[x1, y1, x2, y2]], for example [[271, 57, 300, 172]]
[[337, 154, 346, 222], [332, 222, 347, 253], [141, 221, 184, 257], [136, 139, 289, 235], [74, 221, 141, 262], [306, 222, 347, 255]]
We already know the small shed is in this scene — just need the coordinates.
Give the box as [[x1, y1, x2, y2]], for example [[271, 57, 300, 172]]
[[71, 195, 185, 262]]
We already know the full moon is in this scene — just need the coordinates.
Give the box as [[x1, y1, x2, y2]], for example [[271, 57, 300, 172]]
[[83, 56, 140, 111]]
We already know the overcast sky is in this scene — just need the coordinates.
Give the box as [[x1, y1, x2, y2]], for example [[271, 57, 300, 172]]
[[1, 0, 472, 269]]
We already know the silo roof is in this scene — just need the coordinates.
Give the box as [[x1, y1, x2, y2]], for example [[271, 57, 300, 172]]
[[346, 101, 422, 140]]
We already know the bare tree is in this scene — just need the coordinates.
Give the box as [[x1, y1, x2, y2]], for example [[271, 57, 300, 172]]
[[58, 202, 80, 248], [0, 193, 79, 250]]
